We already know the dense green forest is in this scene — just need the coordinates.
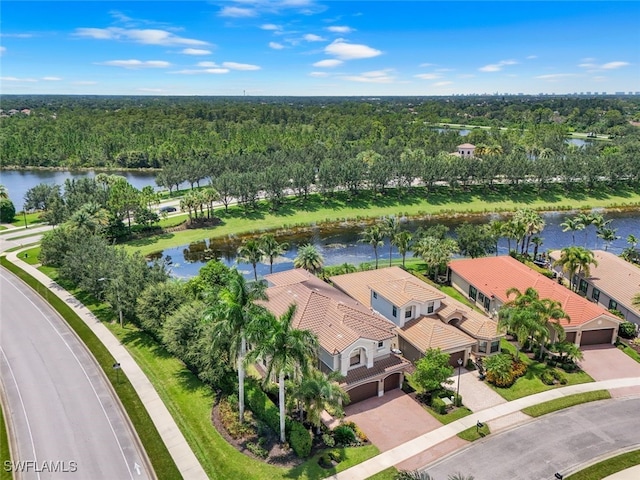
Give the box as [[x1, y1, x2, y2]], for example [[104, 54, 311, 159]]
[[1, 95, 639, 171]]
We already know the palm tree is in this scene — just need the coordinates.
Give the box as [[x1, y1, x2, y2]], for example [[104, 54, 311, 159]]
[[392, 231, 413, 268], [560, 217, 583, 245], [248, 304, 319, 443], [294, 244, 324, 274], [203, 186, 220, 218], [575, 212, 595, 247], [498, 287, 547, 355], [531, 236, 543, 259], [360, 224, 385, 269], [207, 270, 268, 423], [292, 368, 348, 434], [411, 236, 458, 282], [67, 202, 109, 235], [382, 216, 400, 267], [553, 246, 598, 292], [488, 220, 504, 256], [237, 239, 263, 281], [0, 185, 8, 199], [550, 341, 584, 363], [597, 227, 619, 252], [259, 234, 289, 274], [513, 208, 545, 255]]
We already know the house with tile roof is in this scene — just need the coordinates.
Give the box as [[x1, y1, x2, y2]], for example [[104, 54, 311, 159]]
[[263, 268, 410, 404], [549, 250, 640, 326], [448, 256, 623, 346], [330, 267, 503, 366], [450, 143, 476, 158]]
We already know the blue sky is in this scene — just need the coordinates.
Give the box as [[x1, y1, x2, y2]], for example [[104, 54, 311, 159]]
[[1, 1, 639, 96]]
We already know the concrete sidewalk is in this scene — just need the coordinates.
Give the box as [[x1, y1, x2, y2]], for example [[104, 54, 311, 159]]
[[4, 250, 209, 480], [331, 377, 640, 480]]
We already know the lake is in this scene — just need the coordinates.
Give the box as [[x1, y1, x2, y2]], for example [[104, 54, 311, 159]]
[[153, 210, 640, 280]]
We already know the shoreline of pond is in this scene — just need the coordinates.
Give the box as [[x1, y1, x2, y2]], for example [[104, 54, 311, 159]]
[[0, 165, 161, 172]]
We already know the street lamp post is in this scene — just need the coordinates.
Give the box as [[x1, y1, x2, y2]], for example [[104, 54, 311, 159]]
[[456, 357, 463, 405], [98, 277, 123, 328]]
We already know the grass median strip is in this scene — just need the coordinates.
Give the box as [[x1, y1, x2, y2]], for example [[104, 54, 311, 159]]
[[0, 257, 181, 480], [566, 449, 640, 480], [457, 423, 490, 442], [521, 390, 611, 417]]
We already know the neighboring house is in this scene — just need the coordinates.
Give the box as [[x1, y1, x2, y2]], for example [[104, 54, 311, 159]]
[[263, 269, 410, 404], [330, 267, 503, 366], [448, 256, 623, 346], [451, 143, 476, 158], [549, 250, 640, 325]]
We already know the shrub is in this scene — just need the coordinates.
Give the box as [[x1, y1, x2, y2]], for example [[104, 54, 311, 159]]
[[342, 421, 368, 442], [245, 379, 280, 434], [322, 433, 335, 447], [0, 198, 15, 223], [246, 441, 268, 459], [328, 450, 344, 462], [619, 321, 637, 339], [288, 421, 312, 458], [431, 397, 447, 415], [551, 368, 567, 385], [511, 360, 528, 379], [318, 454, 333, 469], [218, 397, 255, 439], [540, 370, 555, 385], [333, 425, 356, 446]]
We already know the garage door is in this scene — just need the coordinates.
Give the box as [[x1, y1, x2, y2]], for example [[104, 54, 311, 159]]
[[580, 329, 614, 346], [565, 332, 577, 344], [383, 373, 401, 392], [448, 350, 465, 367], [347, 382, 378, 404]]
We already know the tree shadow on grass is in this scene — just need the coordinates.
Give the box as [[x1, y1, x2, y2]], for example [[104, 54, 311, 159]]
[[128, 233, 175, 248], [121, 329, 174, 361], [284, 447, 349, 480]]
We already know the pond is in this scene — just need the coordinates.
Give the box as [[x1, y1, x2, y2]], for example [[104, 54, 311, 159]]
[[152, 210, 640, 280]]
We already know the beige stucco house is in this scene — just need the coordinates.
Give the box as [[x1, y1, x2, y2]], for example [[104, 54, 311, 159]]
[[330, 267, 503, 366], [263, 269, 410, 404], [448, 256, 623, 346]]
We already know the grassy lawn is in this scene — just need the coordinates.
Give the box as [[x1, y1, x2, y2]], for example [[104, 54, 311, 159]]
[[10, 211, 43, 228], [367, 467, 398, 480], [618, 343, 640, 363], [124, 184, 640, 256], [457, 423, 490, 442], [16, 246, 41, 265], [0, 258, 182, 480], [521, 390, 611, 417], [0, 225, 6, 231], [423, 405, 473, 425], [0, 404, 11, 480], [23, 262, 382, 480], [489, 340, 594, 401], [566, 450, 640, 480]]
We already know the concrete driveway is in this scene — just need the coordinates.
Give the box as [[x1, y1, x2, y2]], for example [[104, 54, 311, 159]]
[[579, 345, 640, 397], [343, 389, 441, 452]]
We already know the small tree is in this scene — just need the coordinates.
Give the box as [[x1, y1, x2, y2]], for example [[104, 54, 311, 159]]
[[0, 198, 16, 223], [411, 348, 454, 393]]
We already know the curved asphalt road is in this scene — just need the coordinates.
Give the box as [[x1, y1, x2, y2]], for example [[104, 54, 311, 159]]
[[425, 397, 640, 480], [0, 270, 151, 479]]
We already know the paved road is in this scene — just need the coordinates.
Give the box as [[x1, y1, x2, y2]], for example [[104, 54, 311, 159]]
[[425, 397, 640, 480], [0, 270, 152, 479]]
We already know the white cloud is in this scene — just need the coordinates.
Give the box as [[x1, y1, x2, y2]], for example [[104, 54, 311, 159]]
[[97, 59, 171, 69], [325, 38, 381, 60], [261, 24, 282, 31], [219, 6, 257, 18], [138, 88, 166, 93], [205, 68, 230, 74], [1, 76, 37, 82], [181, 48, 212, 56], [72, 81, 98, 85], [222, 61, 261, 70], [419, 62, 436, 67], [42, 76, 62, 81], [0, 33, 33, 38], [170, 68, 229, 75], [269, 42, 285, 49], [433, 81, 453, 87], [0, 46, 5, 56], [601, 61, 629, 70], [74, 27, 208, 46], [313, 59, 343, 68], [479, 59, 517, 72], [535, 73, 578, 80], [304, 33, 324, 42], [327, 26, 353, 33], [527, 55, 538, 60], [343, 69, 395, 84], [309, 71, 329, 77], [197, 61, 220, 67], [415, 73, 441, 80]]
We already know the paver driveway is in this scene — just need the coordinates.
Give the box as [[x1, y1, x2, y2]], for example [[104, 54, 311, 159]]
[[579, 344, 640, 397], [343, 389, 441, 452]]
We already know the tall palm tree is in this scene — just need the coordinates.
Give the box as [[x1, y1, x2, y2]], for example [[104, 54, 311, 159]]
[[259, 234, 289, 274], [392, 231, 413, 268], [292, 369, 348, 434], [560, 217, 583, 245], [67, 202, 109, 235], [360, 224, 385, 269], [248, 304, 319, 442], [488, 220, 504, 256], [411, 236, 458, 282], [531, 236, 543, 259], [513, 208, 545, 255], [237, 239, 263, 281], [207, 270, 268, 423], [597, 227, 619, 252], [0, 185, 8, 199], [553, 246, 598, 292], [203, 185, 220, 218], [575, 212, 595, 247], [382, 216, 400, 267], [498, 288, 547, 355], [294, 244, 324, 274]]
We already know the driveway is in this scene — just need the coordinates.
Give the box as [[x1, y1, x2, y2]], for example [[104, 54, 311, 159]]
[[343, 389, 441, 452], [449, 367, 506, 412], [579, 345, 640, 397]]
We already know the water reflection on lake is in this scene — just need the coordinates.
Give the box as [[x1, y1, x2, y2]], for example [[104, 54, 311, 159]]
[[156, 210, 639, 280]]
